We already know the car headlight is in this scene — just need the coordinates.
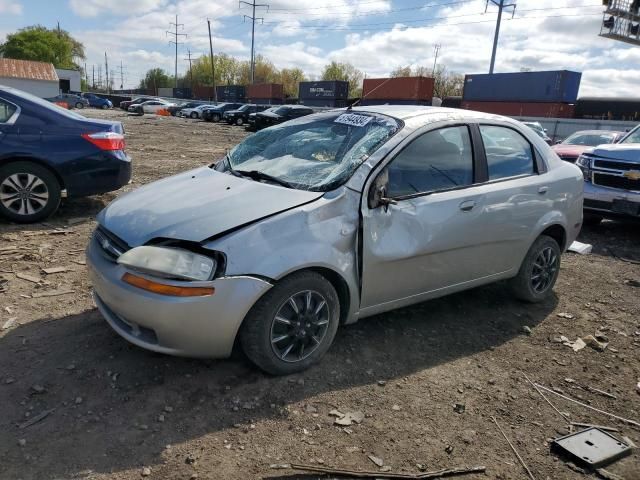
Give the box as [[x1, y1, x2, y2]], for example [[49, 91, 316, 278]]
[[576, 154, 592, 182], [117, 246, 217, 281]]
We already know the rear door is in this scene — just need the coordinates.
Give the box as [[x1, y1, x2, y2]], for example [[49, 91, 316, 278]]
[[360, 123, 492, 311]]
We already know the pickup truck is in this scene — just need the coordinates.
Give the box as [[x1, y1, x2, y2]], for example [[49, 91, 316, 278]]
[[576, 124, 640, 224]]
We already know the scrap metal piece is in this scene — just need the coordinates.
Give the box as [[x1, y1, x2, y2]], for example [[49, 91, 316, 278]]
[[551, 427, 631, 469]]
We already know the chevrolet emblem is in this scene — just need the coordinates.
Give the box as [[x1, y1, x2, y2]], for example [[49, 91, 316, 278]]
[[623, 170, 640, 181]]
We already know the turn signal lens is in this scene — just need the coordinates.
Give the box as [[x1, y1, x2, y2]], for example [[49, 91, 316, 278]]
[[82, 131, 126, 151], [122, 273, 215, 297]]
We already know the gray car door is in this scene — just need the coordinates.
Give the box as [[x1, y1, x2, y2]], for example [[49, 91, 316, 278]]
[[360, 123, 493, 312]]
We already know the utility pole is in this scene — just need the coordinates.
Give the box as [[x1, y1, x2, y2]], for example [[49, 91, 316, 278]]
[[432, 44, 441, 76], [240, 0, 269, 84], [92, 65, 95, 90], [167, 15, 187, 88], [486, 0, 516, 74], [207, 19, 217, 101], [104, 52, 110, 93], [84, 62, 88, 90], [183, 50, 195, 88], [119, 61, 125, 89]]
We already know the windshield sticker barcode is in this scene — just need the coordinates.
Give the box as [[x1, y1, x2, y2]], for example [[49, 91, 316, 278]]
[[335, 113, 372, 127]]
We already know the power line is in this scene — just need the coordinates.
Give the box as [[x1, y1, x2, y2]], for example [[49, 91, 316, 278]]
[[240, 0, 269, 84], [268, 0, 477, 17], [167, 15, 187, 88], [268, 0, 388, 11]]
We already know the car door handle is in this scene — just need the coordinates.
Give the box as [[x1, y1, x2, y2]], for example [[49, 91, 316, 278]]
[[459, 200, 476, 211], [538, 186, 549, 195]]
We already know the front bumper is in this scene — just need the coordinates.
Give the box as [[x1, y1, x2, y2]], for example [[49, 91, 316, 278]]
[[583, 181, 640, 218], [86, 237, 273, 358]]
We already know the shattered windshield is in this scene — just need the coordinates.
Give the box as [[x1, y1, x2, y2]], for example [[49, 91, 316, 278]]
[[225, 111, 400, 191]]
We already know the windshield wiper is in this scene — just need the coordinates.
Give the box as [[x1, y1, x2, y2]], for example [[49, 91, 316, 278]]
[[234, 169, 294, 189]]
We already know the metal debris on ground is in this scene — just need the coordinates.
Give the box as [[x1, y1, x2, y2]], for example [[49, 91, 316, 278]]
[[491, 415, 536, 480], [534, 383, 640, 428], [18, 408, 54, 429], [568, 241, 593, 255], [289, 463, 486, 479], [551, 427, 631, 469]]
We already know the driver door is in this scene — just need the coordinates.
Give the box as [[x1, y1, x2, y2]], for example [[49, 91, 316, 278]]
[[360, 124, 492, 314]]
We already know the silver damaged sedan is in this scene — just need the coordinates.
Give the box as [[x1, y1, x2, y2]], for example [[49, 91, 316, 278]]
[[87, 106, 584, 375]]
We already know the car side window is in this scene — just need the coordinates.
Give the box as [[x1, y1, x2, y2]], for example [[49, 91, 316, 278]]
[[387, 126, 474, 197], [479, 125, 535, 180], [0, 99, 17, 123]]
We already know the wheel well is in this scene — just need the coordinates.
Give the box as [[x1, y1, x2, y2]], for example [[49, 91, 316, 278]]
[[0, 157, 65, 190], [286, 267, 351, 325], [541, 224, 567, 251]]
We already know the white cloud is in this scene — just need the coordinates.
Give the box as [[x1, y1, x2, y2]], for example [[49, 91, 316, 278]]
[[0, 0, 21, 14], [68, 0, 167, 17]]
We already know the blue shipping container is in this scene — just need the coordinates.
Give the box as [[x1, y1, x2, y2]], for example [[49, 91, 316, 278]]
[[299, 81, 349, 100], [462, 70, 581, 103]]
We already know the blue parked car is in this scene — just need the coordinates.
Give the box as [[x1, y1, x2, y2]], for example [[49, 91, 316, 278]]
[[82, 92, 113, 109], [0, 86, 131, 223]]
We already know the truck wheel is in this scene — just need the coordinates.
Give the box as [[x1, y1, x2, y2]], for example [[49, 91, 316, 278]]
[[235, 117, 244, 126], [240, 271, 340, 375], [510, 235, 561, 303], [0, 162, 61, 223]]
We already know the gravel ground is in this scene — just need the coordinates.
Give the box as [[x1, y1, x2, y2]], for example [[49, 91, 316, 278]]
[[0, 109, 639, 480]]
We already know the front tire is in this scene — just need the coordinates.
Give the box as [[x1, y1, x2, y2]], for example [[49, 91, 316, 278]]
[[240, 271, 340, 375], [235, 117, 244, 126], [75, 102, 84, 109], [212, 113, 221, 122], [190, 112, 198, 119], [101, 104, 109, 110], [0, 162, 61, 223], [510, 235, 561, 303]]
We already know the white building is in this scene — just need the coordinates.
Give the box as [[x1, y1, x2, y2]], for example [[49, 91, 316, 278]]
[[0, 58, 59, 98], [55, 68, 82, 93]]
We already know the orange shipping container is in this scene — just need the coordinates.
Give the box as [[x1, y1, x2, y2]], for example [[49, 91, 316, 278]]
[[461, 101, 575, 118], [247, 83, 284, 99], [362, 76, 435, 101]]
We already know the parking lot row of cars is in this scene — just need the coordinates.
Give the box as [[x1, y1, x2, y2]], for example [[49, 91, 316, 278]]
[[45, 92, 113, 110]]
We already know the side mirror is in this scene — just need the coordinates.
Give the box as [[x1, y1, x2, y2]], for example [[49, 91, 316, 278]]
[[368, 170, 397, 210]]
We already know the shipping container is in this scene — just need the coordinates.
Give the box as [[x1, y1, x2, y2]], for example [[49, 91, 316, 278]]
[[299, 98, 348, 108], [362, 76, 434, 101], [461, 101, 575, 118], [157, 87, 173, 97], [299, 80, 349, 100], [574, 97, 640, 121], [442, 96, 462, 109], [462, 70, 581, 103], [216, 85, 246, 101], [250, 98, 283, 105], [360, 99, 432, 106], [173, 87, 192, 99], [247, 83, 284, 100]]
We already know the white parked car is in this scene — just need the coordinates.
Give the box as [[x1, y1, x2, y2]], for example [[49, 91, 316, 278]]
[[128, 100, 175, 114], [179, 104, 213, 119]]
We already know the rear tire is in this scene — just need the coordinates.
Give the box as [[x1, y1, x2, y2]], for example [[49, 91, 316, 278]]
[[212, 113, 221, 122], [510, 235, 561, 303], [235, 117, 244, 126], [190, 112, 198, 119], [75, 102, 84, 109], [240, 271, 340, 375], [0, 162, 61, 223], [101, 104, 109, 110]]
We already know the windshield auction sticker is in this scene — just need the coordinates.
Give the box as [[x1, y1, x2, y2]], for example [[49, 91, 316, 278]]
[[335, 113, 372, 127]]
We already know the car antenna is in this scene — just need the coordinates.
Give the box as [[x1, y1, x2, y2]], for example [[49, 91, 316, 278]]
[[349, 76, 396, 110]]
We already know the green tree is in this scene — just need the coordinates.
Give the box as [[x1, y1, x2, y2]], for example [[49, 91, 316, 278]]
[[321, 61, 363, 97], [390, 65, 412, 77], [138, 68, 172, 90], [0, 25, 85, 69], [278, 67, 306, 98]]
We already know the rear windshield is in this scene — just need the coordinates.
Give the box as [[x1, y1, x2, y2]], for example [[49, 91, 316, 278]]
[[225, 111, 401, 191]]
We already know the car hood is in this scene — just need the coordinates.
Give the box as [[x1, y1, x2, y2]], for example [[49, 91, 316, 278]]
[[588, 143, 640, 162], [258, 111, 283, 119], [552, 144, 589, 157], [97, 166, 323, 246]]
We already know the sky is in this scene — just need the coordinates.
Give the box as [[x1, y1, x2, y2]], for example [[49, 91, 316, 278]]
[[0, 0, 639, 96]]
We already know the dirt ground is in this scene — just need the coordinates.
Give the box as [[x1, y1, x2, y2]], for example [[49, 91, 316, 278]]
[[1, 109, 639, 480]]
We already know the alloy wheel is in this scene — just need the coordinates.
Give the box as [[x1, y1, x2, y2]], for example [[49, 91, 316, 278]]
[[531, 246, 558, 293], [0, 173, 50, 216], [270, 290, 331, 363]]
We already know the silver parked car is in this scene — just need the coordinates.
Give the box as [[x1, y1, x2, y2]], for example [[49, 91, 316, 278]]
[[87, 106, 583, 375]]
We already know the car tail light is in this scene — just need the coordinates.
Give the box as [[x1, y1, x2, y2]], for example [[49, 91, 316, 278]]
[[82, 131, 125, 151]]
